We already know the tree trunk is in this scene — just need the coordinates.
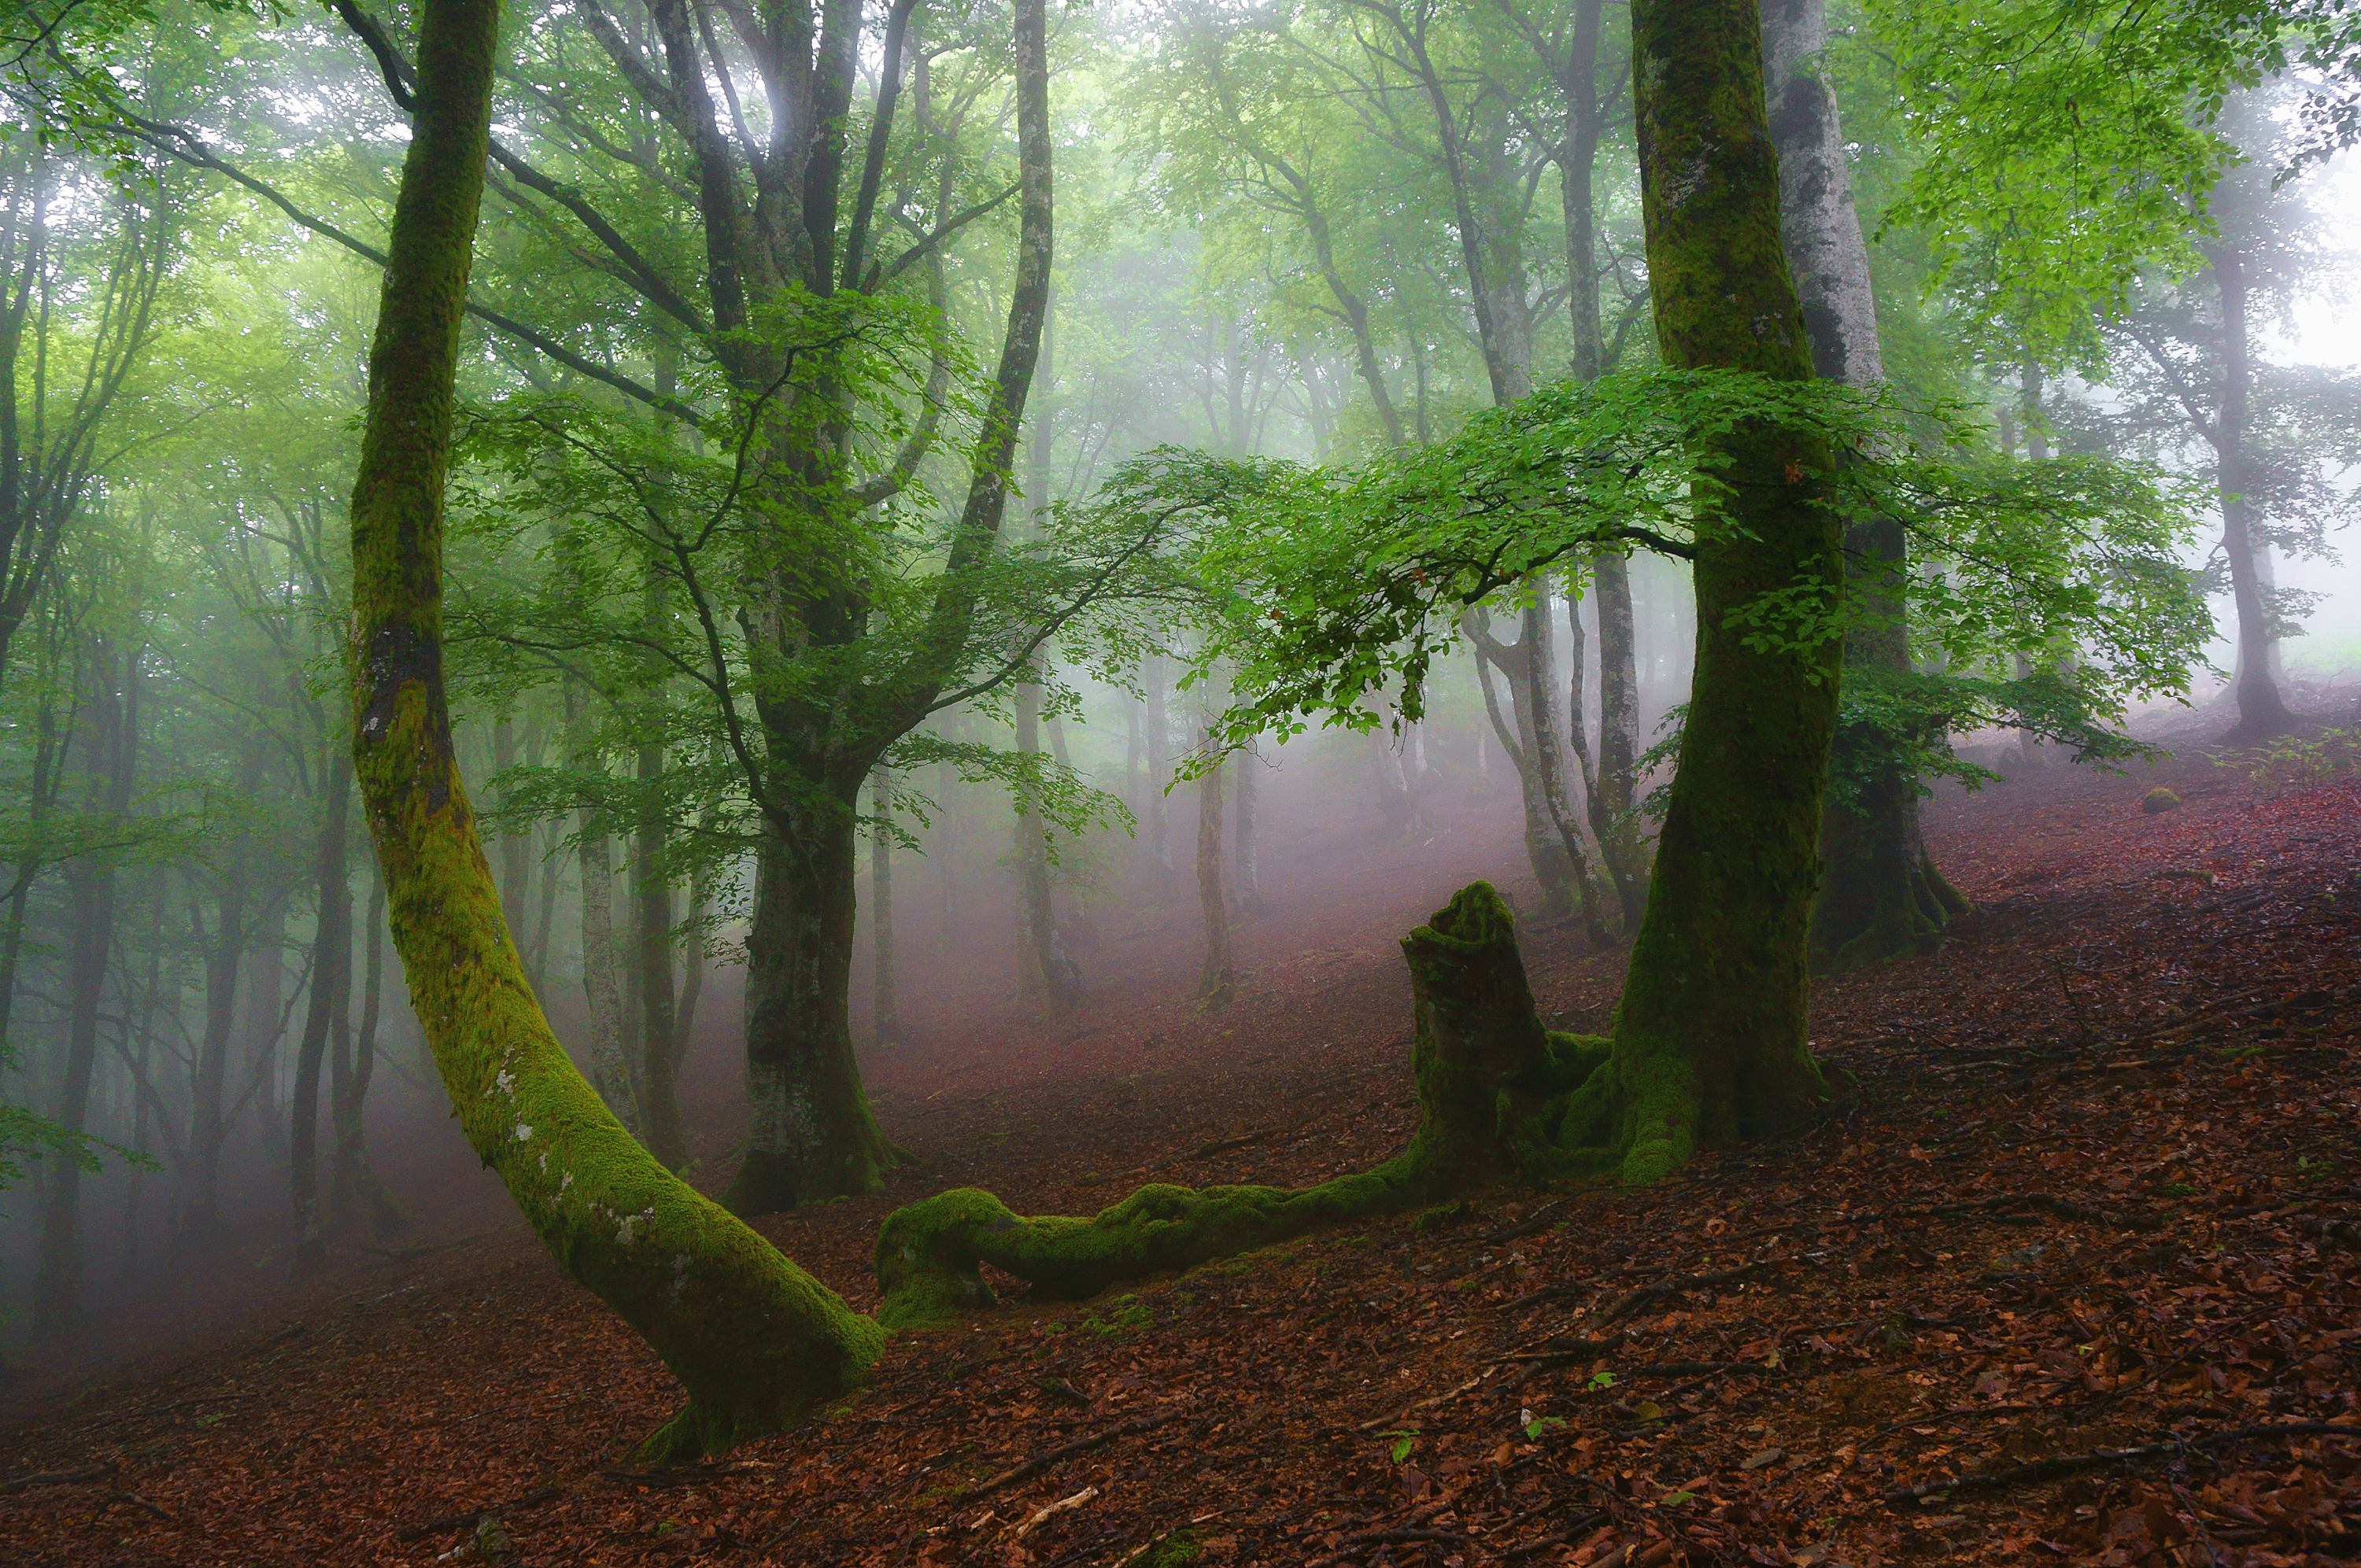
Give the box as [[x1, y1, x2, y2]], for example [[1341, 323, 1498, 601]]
[[290, 749, 354, 1270], [635, 737, 685, 1169], [176, 741, 266, 1254], [2211, 241, 2293, 742], [1196, 754, 1234, 1005], [1599, 0, 1844, 1182], [33, 636, 137, 1336], [724, 816, 906, 1214], [346, 0, 881, 1461], [869, 769, 900, 1046], [1763, 0, 1969, 968], [331, 865, 403, 1234], [1583, 558, 1650, 925], [1013, 677, 1075, 1009], [1232, 749, 1262, 912], [1519, 595, 1614, 946], [1142, 652, 1173, 895], [1465, 613, 1576, 921], [566, 681, 630, 1123]]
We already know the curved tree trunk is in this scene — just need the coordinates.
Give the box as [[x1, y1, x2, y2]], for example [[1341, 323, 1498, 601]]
[[346, 0, 881, 1461]]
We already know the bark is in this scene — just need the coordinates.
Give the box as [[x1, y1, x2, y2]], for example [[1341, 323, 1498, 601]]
[[1232, 750, 1262, 912], [1762, 0, 1967, 968], [32, 635, 138, 1336], [634, 737, 685, 1169], [725, 817, 910, 1213], [720, 0, 1055, 1212], [1011, 678, 1077, 1009], [2210, 241, 2294, 742], [869, 769, 900, 1046], [565, 680, 630, 1123], [345, 0, 881, 1461], [290, 749, 354, 1270], [492, 715, 530, 923], [1195, 755, 1234, 1006], [1585, 556, 1650, 925], [1598, 0, 1843, 1181], [331, 865, 403, 1234], [175, 740, 266, 1253], [1141, 652, 1174, 895]]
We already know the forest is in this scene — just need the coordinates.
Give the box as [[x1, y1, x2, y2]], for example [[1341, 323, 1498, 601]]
[[2, 0, 2360, 1560]]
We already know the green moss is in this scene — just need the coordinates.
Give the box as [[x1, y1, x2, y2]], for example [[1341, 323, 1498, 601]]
[[1136, 1531, 1201, 1568]]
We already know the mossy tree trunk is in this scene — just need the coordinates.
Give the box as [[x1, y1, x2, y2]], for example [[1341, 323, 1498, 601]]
[[347, 0, 881, 1462], [1596, 0, 1844, 1183]]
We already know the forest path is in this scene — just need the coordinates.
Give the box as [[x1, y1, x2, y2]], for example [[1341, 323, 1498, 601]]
[[6, 732, 2360, 1566]]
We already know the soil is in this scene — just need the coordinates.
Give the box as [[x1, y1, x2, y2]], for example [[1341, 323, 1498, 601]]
[[5, 718, 2360, 1567]]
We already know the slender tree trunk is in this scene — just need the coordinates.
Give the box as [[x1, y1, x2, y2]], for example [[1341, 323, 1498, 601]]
[[1142, 653, 1173, 895], [290, 748, 353, 1270], [674, 801, 711, 1065], [870, 769, 900, 1046], [1195, 754, 1233, 1005], [33, 636, 136, 1336], [1466, 616, 1575, 920], [2211, 241, 2293, 742], [1763, 0, 1969, 966], [1013, 677, 1073, 1009], [1519, 596, 1614, 946], [348, 0, 881, 1460], [331, 865, 402, 1234], [635, 738, 685, 1168], [525, 814, 560, 990], [1232, 749, 1262, 912], [492, 716, 531, 924], [566, 681, 630, 1123]]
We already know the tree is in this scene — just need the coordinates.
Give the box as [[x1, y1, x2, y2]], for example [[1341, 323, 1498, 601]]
[[343, 0, 885, 1462]]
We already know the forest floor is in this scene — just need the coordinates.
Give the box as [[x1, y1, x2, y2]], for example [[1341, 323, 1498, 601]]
[[6, 710, 2361, 1567]]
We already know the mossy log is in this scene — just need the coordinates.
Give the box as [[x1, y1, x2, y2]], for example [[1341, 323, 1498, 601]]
[[875, 883, 1615, 1327]]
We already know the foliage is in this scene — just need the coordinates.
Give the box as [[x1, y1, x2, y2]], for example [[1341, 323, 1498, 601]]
[[1129, 368, 2208, 760], [0, 1042, 155, 1195]]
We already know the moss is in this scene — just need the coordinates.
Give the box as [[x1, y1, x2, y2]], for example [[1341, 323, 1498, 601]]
[[1136, 1531, 1201, 1568], [2142, 786, 2182, 815], [346, 0, 882, 1467]]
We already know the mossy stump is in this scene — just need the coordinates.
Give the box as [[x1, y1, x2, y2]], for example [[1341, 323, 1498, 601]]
[[875, 883, 1617, 1327]]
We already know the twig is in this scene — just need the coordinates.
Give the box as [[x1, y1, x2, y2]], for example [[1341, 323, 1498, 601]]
[[599, 1464, 763, 1489], [951, 1412, 1179, 1504], [1597, 1260, 1772, 1326], [0, 1467, 105, 1494], [361, 1230, 489, 1260], [396, 1485, 565, 1541], [1883, 1422, 2361, 1505]]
